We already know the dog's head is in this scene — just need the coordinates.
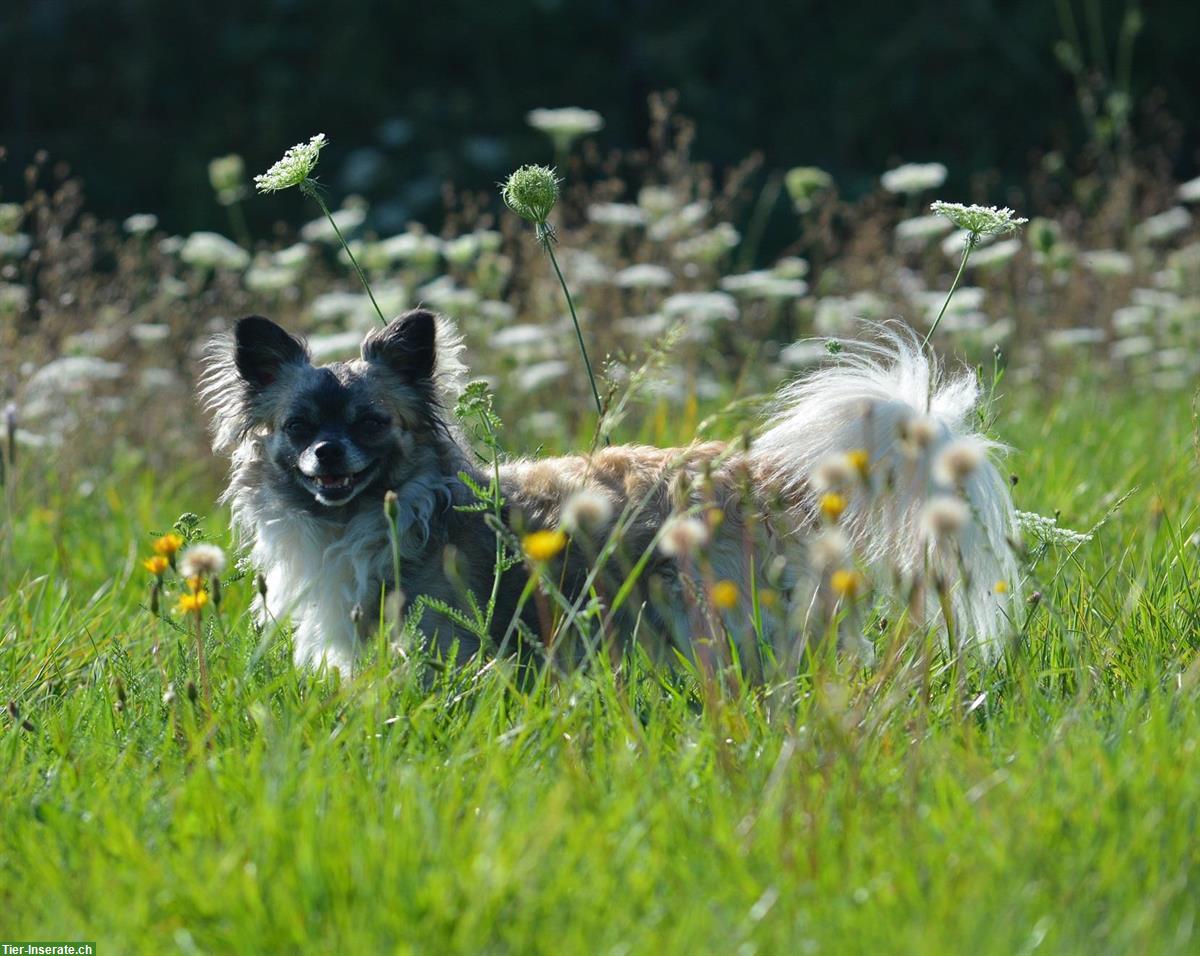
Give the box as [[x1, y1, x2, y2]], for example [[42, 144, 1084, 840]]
[[200, 308, 464, 510]]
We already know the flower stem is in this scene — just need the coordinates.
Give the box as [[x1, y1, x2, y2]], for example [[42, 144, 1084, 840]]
[[542, 233, 604, 425], [303, 181, 387, 325], [921, 232, 977, 351]]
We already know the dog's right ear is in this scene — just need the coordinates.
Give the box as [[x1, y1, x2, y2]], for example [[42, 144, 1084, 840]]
[[234, 315, 309, 388]]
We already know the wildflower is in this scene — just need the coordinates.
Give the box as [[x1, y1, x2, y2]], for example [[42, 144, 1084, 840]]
[[123, 213, 158, 235], [820, 493, 848, 523], [933, 438, 985, 486], [710, 580, 739, 610], [180, 231, 250, 271], [830, 568, 867, 600], [659, 516, 710, 557], [810, 529, 848, 570], [177, 589, 209, 615], [968, 238, 1022, 269], [921, 496, 970, 540], [846, 449, 870, 479], [900, 415, 940, 456], [178, 544, 226, 579], [587, 203, 647, 229], [719, 271, 807, 300], [784, 166, 834, 213], [994, 580, 1010, 594], [142, 555, 169, 576], [501, 164, 560, 229], [882, 162, 947, 195], [1133, 207, 1190, 244], [253, 134, 327, 193], [1080, 249, 1134, 276], [619, 262, 676, 289], [208, 154, 246, 205], [560, 489, 614, 533], [526, 107, 604, 151], [661, 292, 739, 323], [153, 533, 184, 559], [929, 202, 1028, 238], [523, 529, 568, 562], [895, 214, 954, 248], [1016, 511, 1094, 546]]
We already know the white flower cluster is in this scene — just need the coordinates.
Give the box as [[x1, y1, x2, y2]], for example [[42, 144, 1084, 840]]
[[253, 133, 327, 193], [1016, 511, 1094, 547]]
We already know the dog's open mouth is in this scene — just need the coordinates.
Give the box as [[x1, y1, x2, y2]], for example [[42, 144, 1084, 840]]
[[302, 463, 378, 504]]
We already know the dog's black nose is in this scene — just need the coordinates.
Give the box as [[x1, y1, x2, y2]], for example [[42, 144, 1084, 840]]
[[312, 441, 344, 466]]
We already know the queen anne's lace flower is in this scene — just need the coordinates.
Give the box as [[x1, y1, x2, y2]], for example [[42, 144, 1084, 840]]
[[253, 134, 327, 193], [930, 201, 1028, 238]]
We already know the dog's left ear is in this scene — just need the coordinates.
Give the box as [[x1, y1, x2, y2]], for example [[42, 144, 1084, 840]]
[[362, 309, 437, 382]]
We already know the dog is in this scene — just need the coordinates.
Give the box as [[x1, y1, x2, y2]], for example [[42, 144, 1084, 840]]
[[200, 308, 1019, 675]]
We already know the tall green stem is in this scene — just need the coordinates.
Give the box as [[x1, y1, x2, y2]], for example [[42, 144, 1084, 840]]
[[302, 181, 387, 325], [542, 233, 604, 424], [921, 233, 977, 351]]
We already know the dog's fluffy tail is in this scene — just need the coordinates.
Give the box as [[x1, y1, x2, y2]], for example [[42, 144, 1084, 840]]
[[751, 326, 1020, 656]]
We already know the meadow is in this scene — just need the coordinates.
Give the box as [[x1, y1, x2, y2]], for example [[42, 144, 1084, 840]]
[[1, 102, 1199, 952]]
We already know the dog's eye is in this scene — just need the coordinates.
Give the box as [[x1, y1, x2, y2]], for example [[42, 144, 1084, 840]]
[[355, 415, 391, 435], [283, 419, 313, 439]]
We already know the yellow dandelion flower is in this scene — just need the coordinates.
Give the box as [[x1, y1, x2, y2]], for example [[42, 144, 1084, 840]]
[[710, 580, 739, 610], [847, 449, 870, 478], [153, 533, 184, 558], [830, 568, 866, 600], [994, 580, 1009, 594], [758, 588, 780, 610], [523, 529, 568, 562], [176, 589, 209, 615], [820, 493, 847, 523], [185, 575, 204, 594], [142, 555, 169, 576]]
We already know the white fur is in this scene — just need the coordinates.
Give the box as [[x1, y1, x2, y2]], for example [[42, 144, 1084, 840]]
[[751, 325, 1020, 655]]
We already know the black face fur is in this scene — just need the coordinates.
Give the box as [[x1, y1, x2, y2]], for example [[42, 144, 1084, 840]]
[[231, 309, 444, 512]]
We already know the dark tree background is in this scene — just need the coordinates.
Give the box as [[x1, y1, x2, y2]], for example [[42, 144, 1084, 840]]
[[2, 0, 1196, 232]]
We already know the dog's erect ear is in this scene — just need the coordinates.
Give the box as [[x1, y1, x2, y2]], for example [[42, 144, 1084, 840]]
[[234, 315, 308, 388], [361, 309, 437, 382]]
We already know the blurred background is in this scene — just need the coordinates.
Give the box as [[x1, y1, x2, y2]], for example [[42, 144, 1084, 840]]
[[0, 0, 1198, 484], [3, 0, 1198, 236]]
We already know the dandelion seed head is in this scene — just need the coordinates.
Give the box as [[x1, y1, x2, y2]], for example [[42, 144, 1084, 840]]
[[921, 496, 970, 540], [810, 529, 848, 570], [178, 544, 226, 579], [899, 417, 940, 460], [253, 134, 326, 194], [658, 516, 709, 557], [933, 438, 985, 486], [561, 489, 614, 533], [813, 454, 856, 492]]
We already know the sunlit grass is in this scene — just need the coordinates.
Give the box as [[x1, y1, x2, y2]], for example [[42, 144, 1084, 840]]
[[0, 384, 1196, 953]]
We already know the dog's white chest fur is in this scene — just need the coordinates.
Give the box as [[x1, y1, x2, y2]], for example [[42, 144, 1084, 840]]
[[250, 503, 391, 673]]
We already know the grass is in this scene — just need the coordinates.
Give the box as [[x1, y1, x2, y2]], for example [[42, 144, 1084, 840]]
[[0, 383, 1197, 954]]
